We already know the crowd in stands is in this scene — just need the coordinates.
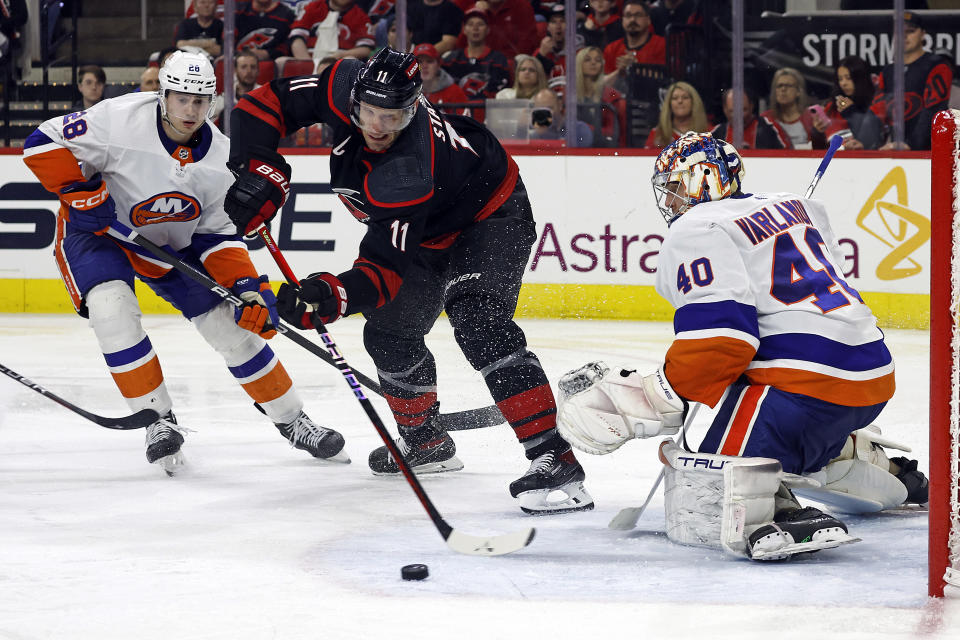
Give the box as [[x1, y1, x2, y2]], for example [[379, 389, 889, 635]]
[[65, 1, 956, 151]]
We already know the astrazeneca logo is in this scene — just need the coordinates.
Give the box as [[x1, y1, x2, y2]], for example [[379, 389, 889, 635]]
[[855, 167, 930, 281]]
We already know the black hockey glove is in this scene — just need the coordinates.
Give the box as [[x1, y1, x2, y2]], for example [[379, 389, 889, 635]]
[[224, 146, 292, 236], [276, 273, 348, 329]]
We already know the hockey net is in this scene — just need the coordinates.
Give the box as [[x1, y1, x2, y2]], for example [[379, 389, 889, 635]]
[[931, 110, 960, 598]]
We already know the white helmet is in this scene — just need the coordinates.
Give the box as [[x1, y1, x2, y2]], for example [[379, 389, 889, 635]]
[[158, 50, 218, 121]]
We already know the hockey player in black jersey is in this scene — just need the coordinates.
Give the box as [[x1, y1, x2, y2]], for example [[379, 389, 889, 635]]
[[224, 47, 593, 515]]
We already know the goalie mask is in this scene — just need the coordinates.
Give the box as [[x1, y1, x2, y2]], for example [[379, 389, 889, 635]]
[[651, 131, 745, 225], [157, 50, 218, 125]]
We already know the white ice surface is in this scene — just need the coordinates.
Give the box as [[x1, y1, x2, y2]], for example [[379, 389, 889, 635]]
[[0, 314, 957, 640]]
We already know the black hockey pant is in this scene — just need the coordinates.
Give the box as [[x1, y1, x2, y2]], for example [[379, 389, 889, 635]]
[[363, 180, 562, 456]]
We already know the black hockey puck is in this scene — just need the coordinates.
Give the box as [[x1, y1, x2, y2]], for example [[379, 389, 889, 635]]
[[401, 563, 429, 581]]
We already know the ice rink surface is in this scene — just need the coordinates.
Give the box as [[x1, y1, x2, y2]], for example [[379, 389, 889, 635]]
[[0, 314, 957, 640]]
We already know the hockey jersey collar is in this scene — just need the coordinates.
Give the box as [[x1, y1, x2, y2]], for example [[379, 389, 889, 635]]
[[155, 106, 214, 163]]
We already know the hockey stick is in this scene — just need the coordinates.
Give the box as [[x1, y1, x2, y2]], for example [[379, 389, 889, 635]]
[[254, 226, 507, 431], [608, 402, 700, 530], [108, 221, 534, 556], [609, 138, 846, 530], [804, 134, 843, 198], [102, 223, 501, 431], [0, 362, 159, 430]]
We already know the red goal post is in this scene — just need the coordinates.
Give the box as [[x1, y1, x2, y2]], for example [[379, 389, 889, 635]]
[[930, 109, 960, 599]]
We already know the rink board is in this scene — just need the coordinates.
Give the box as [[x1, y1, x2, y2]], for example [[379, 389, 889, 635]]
[[0, 150, 932, 328]]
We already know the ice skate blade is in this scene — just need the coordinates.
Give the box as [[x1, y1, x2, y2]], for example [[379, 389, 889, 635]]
[[749, 530, 861, 561], [155, 450, 186, 477], [371, 456, 464, 477], [319, 449, 351, 464], [517, 480, 595, 515]]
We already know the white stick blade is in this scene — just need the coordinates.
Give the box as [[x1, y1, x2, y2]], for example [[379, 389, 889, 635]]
[[608, 507, 644, 530], [445, 527, 536, 556]]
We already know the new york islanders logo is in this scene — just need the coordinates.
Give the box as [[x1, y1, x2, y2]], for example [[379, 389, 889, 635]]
[[131, 192, 201, 227]]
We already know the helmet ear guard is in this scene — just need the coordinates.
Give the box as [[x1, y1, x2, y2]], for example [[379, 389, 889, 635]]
[[651, 132, 745, 224]]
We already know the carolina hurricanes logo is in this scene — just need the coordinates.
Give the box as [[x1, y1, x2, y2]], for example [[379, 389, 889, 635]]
[[459, 74, 488, 98], [237, 28, 277, 50], [130, 192, 202, 227]]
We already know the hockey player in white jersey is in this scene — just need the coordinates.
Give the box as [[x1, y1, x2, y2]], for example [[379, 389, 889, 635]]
[[556, 131, 928, 560], [22, 51, 349, 473]]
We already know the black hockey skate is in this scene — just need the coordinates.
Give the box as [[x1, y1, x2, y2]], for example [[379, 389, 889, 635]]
[[145, 412, 185, 476], [890, 456, 929, 504], [509, 448, 594, 515], [747, 506, 859, 561], [367, 419, 463, 476], [275, 411, 350, 463]]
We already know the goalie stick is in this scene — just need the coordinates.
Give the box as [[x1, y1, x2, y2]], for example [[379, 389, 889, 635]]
[[608, 403, 700, 530], [0, 362, 159, 430], [609, 136, 845, 531], [108, 221, 535, 556], [253, 226, 508, 431]]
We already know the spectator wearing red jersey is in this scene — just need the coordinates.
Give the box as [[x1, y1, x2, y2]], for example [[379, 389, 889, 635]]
[[535, 5, 581, 80], [645, 80, 708, 149], [452, 0, 538, 59], [602, 0, 665, 92], [289, 0, 375, 61], [235, 0, 296, 60], [445, 8, 511, 102], [710, 87, 789, 150], [415, 43, 473, 117], [579, 0, 623, 51]]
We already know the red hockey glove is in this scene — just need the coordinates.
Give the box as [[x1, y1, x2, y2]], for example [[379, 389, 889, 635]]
[[59, 173, 116, 235], [225, 146, 292, 236], [232, 275, 280, 339], [276, 273, 348, 329]]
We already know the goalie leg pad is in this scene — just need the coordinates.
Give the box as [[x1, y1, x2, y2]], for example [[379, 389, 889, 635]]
[[796, 458, 908, 513], [660, 441, 781, 556]]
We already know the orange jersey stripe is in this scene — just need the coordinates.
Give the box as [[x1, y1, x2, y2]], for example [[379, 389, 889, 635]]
[[665, 336, 757, 408], [719, 386, 765, 456], [240, 363, 293, 404], [202, 247, 258, 288], [53, 212, 83, 311], [745, 368, 895, 407], [110, 356, 165, 399], [22, 147, 84, 194]]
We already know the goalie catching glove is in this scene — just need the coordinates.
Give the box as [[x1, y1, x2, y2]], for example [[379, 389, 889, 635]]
[[556, 361, 686, 455], [59, 173, 116, 235], [225, 146, 292, 236], [232, 275, 280, 339], [276, 272, 348, 329]]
